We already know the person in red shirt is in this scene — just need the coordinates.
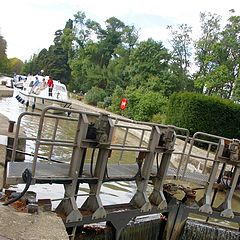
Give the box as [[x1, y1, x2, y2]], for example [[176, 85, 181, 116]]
[[47, 76, 54, 96]]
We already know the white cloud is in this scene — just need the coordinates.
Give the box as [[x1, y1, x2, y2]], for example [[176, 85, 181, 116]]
[[1, 0, 240, 61]]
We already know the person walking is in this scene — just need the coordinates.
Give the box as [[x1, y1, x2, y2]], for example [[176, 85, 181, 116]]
[[47, 76, 54, 96]]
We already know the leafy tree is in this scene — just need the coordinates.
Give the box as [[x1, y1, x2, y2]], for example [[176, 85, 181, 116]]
[[0, 33, 8, 73], [26, 30, 71, 83], [34, 48, 48, 74], [61, 19, 75, 60], [0, 34, 7, 58], [21, 53, 38, 75], [45, 44, 70, 83], [195, 10, 240, 99], [122, 25, 139, 55], [222, 11, 240, 100], [8, 58, 23, 74], [194, 12, 222, 94], [167, 24, 194, 91], [73, 11, 101, 49], [121, 86, 143, 119], [127, 39, 177, 96], [69, 14, 138, 94], [96, 17, 126, 67]]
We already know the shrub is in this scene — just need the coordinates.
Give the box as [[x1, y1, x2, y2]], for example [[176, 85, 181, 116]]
[[151, 113, 166, 124], [166, 92, 240, 138], [85, 87, 106, 106], [132, 91, 167, 122]]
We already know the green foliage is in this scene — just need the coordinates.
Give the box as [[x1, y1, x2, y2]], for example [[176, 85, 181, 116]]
[[21, 54, 38, 75], [8, 58, 23, 74], [109, 86, 167, 122], [121, 86, 143, 119], [126, 38, 189, 96], [0, 33, 9, 73], [151, 113, 166, 124], [21, 29, 71, 83], [0, 34, 7, 59], [45, 43, 71, 83], [68, 14, 136, 95], [166, 92, 240, 138], [108, 85, 125, 114], [84, 86, 107, 106], [17, 9, 240, 124], [194, 11, 240, 99], [127, 39, 170, 86], [131, 91, 167, 121]]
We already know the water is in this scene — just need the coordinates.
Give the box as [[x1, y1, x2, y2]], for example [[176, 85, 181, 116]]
[[180, 219, 240, 240], [120, 215, 164, 240]]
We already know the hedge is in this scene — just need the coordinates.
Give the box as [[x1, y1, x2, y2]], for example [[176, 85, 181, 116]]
[[166, 92, 240, 139]]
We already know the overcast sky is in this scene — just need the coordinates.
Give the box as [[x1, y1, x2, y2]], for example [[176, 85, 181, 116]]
[[1, 0, 240, 61]]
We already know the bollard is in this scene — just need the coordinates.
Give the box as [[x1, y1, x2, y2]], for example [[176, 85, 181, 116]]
[[8, 120, 15, 133]]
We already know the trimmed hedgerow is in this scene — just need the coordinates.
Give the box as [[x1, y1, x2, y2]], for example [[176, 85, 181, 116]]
[[166, 92, 240, 138]]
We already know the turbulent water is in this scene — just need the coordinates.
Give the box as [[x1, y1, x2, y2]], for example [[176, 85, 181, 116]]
[[180, 220, 240, 240]]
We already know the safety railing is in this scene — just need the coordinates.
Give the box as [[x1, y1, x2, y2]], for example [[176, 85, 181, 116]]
[[5, 105, 240, 240]]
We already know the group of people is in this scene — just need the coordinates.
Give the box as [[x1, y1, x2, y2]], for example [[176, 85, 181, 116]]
[[31, 76, 54, 96]]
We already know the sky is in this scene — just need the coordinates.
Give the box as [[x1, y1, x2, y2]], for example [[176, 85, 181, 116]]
[[1, 0, 240, 62]]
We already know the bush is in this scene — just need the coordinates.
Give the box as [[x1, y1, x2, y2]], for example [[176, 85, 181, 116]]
[[108, 85, 124, 114], [151, 113, 166, 124], [85, 87, 106, 106], [166, 92, 240, 138], [132, 91, 167, 122], [109, 86, 167, 121]]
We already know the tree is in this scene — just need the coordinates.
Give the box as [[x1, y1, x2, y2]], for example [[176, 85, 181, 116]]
[[61, 19, 75, 60], [122, 25, 139, 55], [132, 90, 167, 121], [167, 24, 193, 91], [21, 53, 38, 75], [0, 34, 7, 58], [45, 44, 71, 83], [73, 11, 101, 49], [35, 48, 48, 73], [223, 11, 240, 100], [8, 58, 23, 74], [194, 12, 222, 94], [109, 86, 167, 121], [195, 10, 240, 99], [69, 14, 138, 94], [95, 17, 126, 67], [0, 33, 8, 73], [127, 39, 175, 96]]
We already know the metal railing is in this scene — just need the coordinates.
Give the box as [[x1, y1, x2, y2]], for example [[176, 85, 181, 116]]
[[5, 105, 240, 240]]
